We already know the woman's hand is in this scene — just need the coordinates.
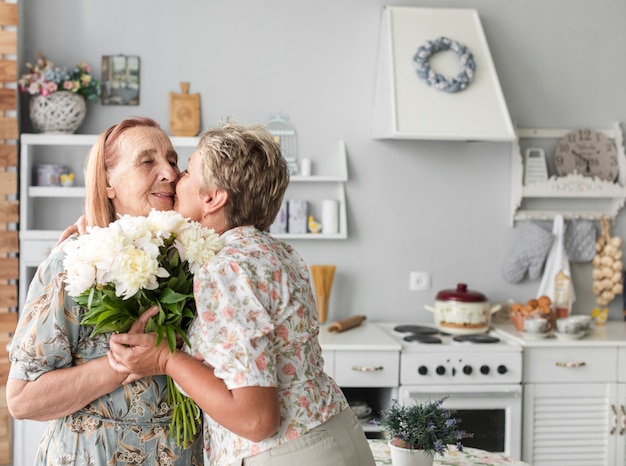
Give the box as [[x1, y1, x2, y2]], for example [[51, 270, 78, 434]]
[[107, 306, 173, 384], [56, 215, 87, 245]]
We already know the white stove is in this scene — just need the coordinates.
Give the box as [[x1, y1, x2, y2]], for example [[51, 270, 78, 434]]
[[378, 322, 523, 385], [377, 322, 523, 459]]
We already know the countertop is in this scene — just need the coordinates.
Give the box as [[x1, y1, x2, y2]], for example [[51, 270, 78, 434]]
[[369, 440, 530, 465], [318, 321, 401, 351], [317, 319, 626, 349], [494, 320, 626, 347]]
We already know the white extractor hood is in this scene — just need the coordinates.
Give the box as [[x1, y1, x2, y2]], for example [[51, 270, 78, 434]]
[[372, 6, 515, 142]]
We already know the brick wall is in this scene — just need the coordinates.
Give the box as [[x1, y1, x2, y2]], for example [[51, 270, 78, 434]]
[[0, 2, 19, 464]]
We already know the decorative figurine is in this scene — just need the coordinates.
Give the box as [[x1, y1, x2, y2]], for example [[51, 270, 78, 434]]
[[60, 172, 75, 187], [308, 215, 322, 234]]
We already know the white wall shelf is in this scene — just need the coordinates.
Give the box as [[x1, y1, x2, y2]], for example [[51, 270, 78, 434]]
[[19, 134, 349, 311], [276, 140, 348, 240], [510, 123, 626, 225]]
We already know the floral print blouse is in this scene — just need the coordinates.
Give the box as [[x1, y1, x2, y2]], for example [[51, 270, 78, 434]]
[[9, 239, 203, 466], [185, 226, 348, 465]]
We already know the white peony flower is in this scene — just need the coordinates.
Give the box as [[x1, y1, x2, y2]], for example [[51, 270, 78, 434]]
[[175, 222, 222, 274], [147, 209, 189, 237], [114, 214, 154, 242], [109, 247, 167, 299], [63, 240, 98, 297]]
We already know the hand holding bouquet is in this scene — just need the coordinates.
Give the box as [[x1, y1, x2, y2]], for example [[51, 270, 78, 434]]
[[63, 209, 222, 446]]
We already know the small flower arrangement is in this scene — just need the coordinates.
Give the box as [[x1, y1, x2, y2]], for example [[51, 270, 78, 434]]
[[18, 53, 101, 102], [62, 209, 223, 446], [378, 397, 471, 456]]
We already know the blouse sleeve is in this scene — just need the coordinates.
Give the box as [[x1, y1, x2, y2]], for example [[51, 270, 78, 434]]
[[189, 258, 277, 390], [9, 242, 86, 381]]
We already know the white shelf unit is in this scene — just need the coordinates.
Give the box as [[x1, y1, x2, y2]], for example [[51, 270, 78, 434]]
[[279, 140, 349, 240], [19, 134, 349, 309], [510, 122, 626, 225]]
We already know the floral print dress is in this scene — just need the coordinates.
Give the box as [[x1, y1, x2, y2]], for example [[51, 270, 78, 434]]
[[185, 226, 349, 465], [9, 239, 203, 466]]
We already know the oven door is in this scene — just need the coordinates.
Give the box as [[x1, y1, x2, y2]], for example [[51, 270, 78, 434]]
[[398, 384, 522, 460]]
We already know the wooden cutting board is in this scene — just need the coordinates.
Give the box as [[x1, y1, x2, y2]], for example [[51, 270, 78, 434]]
[[169, 82, 200, 137]]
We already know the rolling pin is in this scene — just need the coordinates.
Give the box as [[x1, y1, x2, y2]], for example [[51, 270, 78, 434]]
[[327, 315, 367, 333]]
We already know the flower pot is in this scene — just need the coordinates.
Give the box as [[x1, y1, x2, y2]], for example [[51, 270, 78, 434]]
[[29, 91, 86, 133], [388, 442, 434, 466], [388, 443, 434, 466]]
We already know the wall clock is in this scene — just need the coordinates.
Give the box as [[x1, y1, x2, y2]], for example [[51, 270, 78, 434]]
[[554, 128, 618, 182]]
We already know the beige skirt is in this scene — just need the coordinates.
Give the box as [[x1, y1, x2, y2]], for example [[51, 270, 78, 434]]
[[231, 408, 376, 466]]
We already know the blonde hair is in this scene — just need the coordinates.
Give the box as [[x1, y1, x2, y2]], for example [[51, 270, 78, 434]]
[[196, 120, 290, 231], [84, 116, 165, 227]]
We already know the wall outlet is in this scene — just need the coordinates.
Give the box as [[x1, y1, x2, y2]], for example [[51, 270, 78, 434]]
[[409, 271, 431, 291]]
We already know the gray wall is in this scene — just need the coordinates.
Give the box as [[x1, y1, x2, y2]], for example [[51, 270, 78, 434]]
[[19, 0, 626, 323]]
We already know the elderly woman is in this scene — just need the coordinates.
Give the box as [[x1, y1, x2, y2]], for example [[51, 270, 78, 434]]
[[108, 121, 376, 466], [7, 117, 203, 465]]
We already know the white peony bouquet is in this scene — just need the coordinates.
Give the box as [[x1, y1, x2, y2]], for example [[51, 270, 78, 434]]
[[63, 209, 222, 446]]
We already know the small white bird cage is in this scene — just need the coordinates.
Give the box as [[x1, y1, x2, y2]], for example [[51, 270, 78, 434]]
[[267, 113, 298, 175]]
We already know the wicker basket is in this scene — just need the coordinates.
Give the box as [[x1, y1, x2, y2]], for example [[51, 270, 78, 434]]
[[29, 91, 87, 133]]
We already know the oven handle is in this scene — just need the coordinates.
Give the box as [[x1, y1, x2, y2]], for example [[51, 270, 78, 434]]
[[403, 390, 520, 399]]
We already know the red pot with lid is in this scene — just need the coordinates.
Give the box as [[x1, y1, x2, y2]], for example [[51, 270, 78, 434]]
[[424, 283, 502, 335]]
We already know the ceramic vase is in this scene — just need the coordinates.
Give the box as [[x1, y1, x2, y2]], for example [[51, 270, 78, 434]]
[[388, 442, 434, 466], [29, 91, 86, 133]]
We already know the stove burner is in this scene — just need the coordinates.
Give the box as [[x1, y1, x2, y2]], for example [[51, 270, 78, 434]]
[[452, 334, 500, 344], [393, 325, 439, 335], [403, 334, 442, 344]]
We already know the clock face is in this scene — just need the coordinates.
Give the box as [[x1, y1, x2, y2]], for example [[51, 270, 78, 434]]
[[554, 129, 619, 182]]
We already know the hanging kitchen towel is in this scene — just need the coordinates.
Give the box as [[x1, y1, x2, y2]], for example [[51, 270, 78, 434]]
[[563, 219, 597, 263], [502, 221, 554, 283], [537, 215, 576, 306]]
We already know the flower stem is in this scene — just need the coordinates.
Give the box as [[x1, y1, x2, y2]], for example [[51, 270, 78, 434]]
[[167, 375, 200, 447]]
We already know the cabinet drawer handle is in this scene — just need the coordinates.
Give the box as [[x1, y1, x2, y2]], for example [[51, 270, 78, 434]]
[[351, 365, 383, 372], [620, 405, 626, 435], [555, 361, 586, 368], [611, 404, 617, 435]]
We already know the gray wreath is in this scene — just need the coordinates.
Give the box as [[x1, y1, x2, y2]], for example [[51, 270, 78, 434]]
[[413, 36, 476, 93]]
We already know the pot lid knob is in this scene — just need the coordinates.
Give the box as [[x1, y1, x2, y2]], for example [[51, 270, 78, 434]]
[[436, 283, 487, 302]]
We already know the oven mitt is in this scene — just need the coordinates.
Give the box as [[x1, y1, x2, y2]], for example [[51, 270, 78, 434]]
[[563, 219, 596, 263], [502, 221, 554, 283]]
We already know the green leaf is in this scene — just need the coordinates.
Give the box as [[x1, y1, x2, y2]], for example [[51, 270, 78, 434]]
[[160, 288, 190, 305], [165, 326, 177, 353]]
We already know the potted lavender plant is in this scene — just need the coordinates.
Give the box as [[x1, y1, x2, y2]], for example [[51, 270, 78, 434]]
[[378, 397, 470, 466]]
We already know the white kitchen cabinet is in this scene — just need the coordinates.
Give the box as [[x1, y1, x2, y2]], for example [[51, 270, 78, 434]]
[[510, 123, 626, 225], [522, 345, 622, 465], [319, 322, 401, 437]]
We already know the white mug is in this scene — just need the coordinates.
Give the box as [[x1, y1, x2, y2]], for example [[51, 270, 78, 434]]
[[556, 317, 580, 334], [524, 317, 549, 334], [569, 315, 592, 332], [300, 158, 312, 176]]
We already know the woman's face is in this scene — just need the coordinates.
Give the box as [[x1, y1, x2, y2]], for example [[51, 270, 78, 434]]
[[106, 126, 180, 216], [174, 150, 205, 222]]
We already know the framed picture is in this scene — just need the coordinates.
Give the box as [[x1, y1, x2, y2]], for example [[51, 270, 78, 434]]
[[101, 55, 140, 105]]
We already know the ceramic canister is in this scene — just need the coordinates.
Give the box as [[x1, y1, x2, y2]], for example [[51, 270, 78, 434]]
[[33, 164, 70, 186]]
